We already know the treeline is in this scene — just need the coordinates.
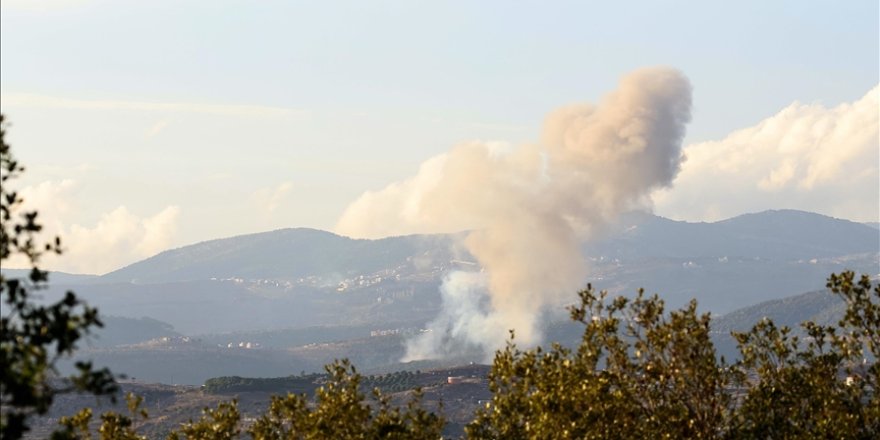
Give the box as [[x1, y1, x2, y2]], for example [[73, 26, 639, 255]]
[[203, 374, 323, 394], [203, 369, 437, 395], [362, 370, 440, 393]]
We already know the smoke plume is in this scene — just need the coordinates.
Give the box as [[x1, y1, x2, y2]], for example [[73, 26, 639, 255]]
[[336, 68, 692, 360]]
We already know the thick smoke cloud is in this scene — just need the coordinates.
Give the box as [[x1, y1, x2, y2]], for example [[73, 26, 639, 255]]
[[337, 68, 692, 359]]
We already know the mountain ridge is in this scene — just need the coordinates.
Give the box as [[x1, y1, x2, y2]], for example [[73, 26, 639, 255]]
[[95, 209, 878, 285], [100, 228, 459, 284]]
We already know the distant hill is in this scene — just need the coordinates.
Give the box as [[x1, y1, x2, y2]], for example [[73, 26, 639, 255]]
[[586, 209, 879, 260], [1, 268, 98, 285], [90, 316, 181, 347], [543, 283, 859, 362], [100, 228, 459, 284], [37, 209, 879, 335], [707, 283, 874, 361], [577, 209, 879, 312], [712, 288, 846, 333], [36, 209, 877, 391], [99, 210, 877, 285]]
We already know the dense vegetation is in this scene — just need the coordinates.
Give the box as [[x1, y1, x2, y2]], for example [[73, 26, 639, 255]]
[[203, 369, 436, 396], [362, 370, 435, 394], [203, 374, 324, 394], [2, 115, 878, 439], [466, 272, 878, 439]]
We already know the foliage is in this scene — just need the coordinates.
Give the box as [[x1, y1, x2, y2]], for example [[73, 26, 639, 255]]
[[203, 374, 322, 394], [247, 359, 444, 440], [0, 114, 117, 440], [467, 288, 733, 439], [50, 393, 148, 440], [202, 369, 427, 395], [167, 401, 241, 440], [164, 360, 445, 440], [730, 271, 879, 438], [467, 273, 879, 439], [362, 370, 424, 394]]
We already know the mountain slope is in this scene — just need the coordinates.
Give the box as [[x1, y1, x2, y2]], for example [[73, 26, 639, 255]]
[[103, 210, 878, 285], [709, 285, 856, 361], [59, 209, 878, 334], [712, 288, 846, 333], [0, 269, 98, 285], [587, 209, 879, 260], [101, 228, 458, 283]]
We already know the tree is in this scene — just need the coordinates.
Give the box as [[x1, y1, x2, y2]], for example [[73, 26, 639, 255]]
[[467, 273, 879, 439], [50, 393, 148, 440], [731, 272, 879, 438], [168, 400, 241, 440], [0, 114, 117, 439], [50, 359, 443, 440], [136, 359, 446, 440], [467, 288, 734, 439], [245, 359, 444, 440]]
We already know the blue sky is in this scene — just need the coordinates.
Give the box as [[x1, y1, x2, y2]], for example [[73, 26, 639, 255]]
[[1, 0, 877, 273]]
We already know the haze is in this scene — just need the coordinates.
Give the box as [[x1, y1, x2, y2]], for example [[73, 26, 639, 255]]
[[1, 0, 877, 276]]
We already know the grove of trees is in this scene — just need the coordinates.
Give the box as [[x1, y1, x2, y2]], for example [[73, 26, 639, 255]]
[[2, 113, 878, 439], [466, 274, 878, 439]]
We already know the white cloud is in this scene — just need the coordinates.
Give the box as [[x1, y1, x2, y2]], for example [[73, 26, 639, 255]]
[[134, 205, 180, 256], [252, 182, 295, 215], [64, 205, 180, 274], [18, 178, 78, 222], [654, 86, 879, 222], [9, 179, 180, 274]]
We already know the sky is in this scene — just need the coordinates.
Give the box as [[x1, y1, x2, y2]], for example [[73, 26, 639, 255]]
[[1, 0, 877, 274]]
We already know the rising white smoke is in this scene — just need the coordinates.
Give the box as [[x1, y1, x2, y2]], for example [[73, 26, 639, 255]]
[[336, 67, 693, 360]]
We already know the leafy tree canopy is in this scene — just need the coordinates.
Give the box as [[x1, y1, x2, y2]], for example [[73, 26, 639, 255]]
[[467, 273, 879, 439]]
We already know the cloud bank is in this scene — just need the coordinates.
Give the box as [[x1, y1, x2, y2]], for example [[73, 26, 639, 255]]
[[654, 86, 879, 222], [11, 179, 180, 275], [337, 68, 693, 359]]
